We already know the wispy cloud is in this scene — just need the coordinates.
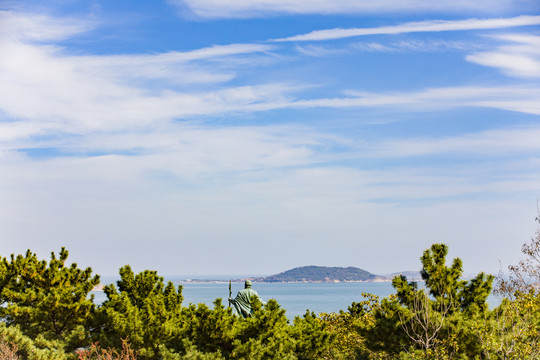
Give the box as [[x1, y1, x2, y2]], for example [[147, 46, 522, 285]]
[[287, 86, 540, 115], [352, 39, 480, 53], [4, 119, 539, 206], [74, 43, 275, 85], [273, 15, 540, 42], [2, 31, 538, 146], [174, 0, 533, 19], [87, 43, 275, 64], [370, 126, 540, 158], [467, 34, 540, 78], [3, 10, 538, 148], [295, 45, 344, 57], [0, 10, 92, 42], [0, 17, 281, 137]]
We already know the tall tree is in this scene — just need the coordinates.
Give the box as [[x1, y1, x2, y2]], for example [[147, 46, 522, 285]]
[[395, 243, 493, 314], [365, 243, 494, 358], [1, 248, 99, 344], [97, 265, 184, 359]]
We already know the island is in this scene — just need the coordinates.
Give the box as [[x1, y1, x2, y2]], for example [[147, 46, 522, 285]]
[[177, 267, 422, 283], [252, 265, 388, 283]]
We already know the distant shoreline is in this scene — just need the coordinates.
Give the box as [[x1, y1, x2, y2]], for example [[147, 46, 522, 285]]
[[91, 272, 426, 291], [179, 278, 399, 284], [91, 278, 423, 291]]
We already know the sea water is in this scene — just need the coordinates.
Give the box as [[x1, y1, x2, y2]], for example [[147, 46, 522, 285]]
[[181, 282, 398, 318], [91, 280, 501, 319]]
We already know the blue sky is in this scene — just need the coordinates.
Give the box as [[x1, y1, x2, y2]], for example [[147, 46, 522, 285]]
[[1, 0, 539, 277]]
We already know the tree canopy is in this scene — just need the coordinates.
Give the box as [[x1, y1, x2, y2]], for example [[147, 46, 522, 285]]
[[1, 234, 539, 360]]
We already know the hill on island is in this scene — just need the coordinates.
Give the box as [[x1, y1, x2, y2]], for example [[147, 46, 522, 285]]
[[257, 265, 383, 282]]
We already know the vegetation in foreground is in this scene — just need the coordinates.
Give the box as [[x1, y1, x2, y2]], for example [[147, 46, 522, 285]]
[[1, 216, 539, 359]]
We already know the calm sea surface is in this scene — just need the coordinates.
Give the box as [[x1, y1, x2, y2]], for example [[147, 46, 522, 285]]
[[92, 280, 501, 319]]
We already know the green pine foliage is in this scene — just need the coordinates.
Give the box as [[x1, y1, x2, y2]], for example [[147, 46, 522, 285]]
[[383, 243, 494, 358], [177, 299, 236, 356], [290, 310, 334, 360], [96, 265, 184, 359], [230, 299, 296, 359], [159, 339, 225, 360], [0, 248, 99, 351], [418, 243, 494, 314], [1, 234, 539, 360], [0, 322, 71, 360]]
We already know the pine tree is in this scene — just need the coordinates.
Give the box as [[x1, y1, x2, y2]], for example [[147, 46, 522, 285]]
[[391, 243, 493, 357], [231, 299, 297, 360], [393, 243, 493, 314], [1, 248, 100, 347], [97, 265, 184, 359], [178, 299, 236, 357]]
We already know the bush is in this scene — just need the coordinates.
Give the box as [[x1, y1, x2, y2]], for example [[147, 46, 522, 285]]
[[76, 341, 137, 360], [0, 338, 19, 360]]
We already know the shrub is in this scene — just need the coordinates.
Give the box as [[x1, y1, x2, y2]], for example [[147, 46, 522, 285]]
[[76, 341, 137, 360], [0, 338, 19, 360]]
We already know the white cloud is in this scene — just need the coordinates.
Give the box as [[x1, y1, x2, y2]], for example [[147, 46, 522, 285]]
[[73, 44, 275, 86], [81, 43, 274, 68], [1, 30, 538, 154], [352, 39, 480, 53], [370, 126, 540, 158], [273, 15, 540, 42], [295, 45, 344, 57], [0, 11, 280, 138], [174, 0, 530, 19], [351, 42, 395, 52], [1, 31, 538, 145], [2, 11, 538, 151], [467, 34, 540, 78], [288, 86, 540, 115], [0, 10, 92, 42], [0, 32, 282, 137]]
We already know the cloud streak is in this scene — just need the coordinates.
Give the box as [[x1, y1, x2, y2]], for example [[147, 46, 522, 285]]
[[467, 34, 540, 78], [273, 15, 540, 42], [0, 10, 92, 42], [370, 126, 540, 158], [287, 86, 540, 115], [0, 21, 281, 137], [175, 0, 533, 19], [351, 39, 480, 53]]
